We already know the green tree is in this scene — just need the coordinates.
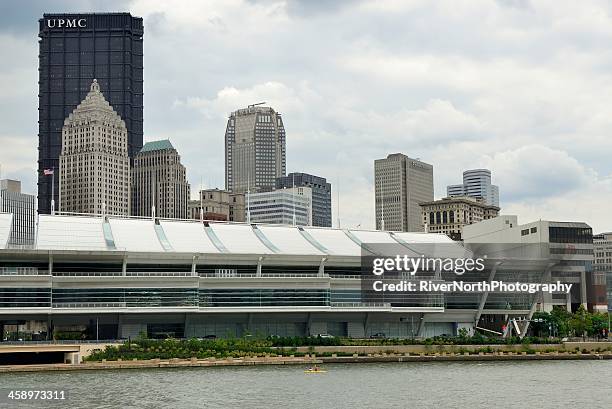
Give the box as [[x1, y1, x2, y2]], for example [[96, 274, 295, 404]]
[[591, 313, 609, 337], [531, 312, 551, 337], [550, 306, 571, 337], [568, 304, 592, 338]]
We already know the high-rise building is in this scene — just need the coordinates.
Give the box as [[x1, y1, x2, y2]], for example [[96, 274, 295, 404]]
[[131, 140, 190, 219], [59, 80, 130, 215], [420, 196, 500, 240], [248, 187, 311, 226], [374, 154, 433, 232], [0, 180, 36, 246], [593, 232, 612, 311], [447, 169, 499, 207], [225, 105, 286, 194], [276, 173, 331, 227], [38, 13, 143, 214], [187, 189, 245, 222]]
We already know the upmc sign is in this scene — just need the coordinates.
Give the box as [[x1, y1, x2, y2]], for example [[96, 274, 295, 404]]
[[46, 18, 87, 28]]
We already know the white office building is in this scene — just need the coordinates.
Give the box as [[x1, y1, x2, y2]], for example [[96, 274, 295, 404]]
[[447, 169, 499, 207], [463, 216, 606, 313], [0, 179, 35, 246], [59, 79, 130, 216], [248, 187, 312, 226]]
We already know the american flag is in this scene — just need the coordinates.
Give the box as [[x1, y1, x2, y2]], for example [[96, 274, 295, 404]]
[[43, 169, 54, 175]]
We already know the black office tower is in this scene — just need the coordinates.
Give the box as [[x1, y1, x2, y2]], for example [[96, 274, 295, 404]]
[[37, 13, 143, 214], [276, 173, 332, 227]]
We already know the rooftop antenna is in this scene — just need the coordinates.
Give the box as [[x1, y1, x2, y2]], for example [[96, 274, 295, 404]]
[[248, 102, 267, 108]]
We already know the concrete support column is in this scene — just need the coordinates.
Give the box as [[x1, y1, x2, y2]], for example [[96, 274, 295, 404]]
[[580, 270, 587, 309], [191, 255, 199, 276], [256, 257, 263, 277], [474, 261, 503, 326], [522, 263, 555, 337], [318, 257, 327, 277]]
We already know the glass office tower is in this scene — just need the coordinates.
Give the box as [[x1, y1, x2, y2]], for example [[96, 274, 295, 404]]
[[37, 13, 143, 214]]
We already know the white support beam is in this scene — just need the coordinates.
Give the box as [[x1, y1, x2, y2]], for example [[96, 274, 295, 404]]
[[521, 262, 555, 338], [256, 256, 264, 277], [474, 261, 503, 326], [191, 254, 200, 276], [122, 255, 127, 276], [318, 257, 327, 277]]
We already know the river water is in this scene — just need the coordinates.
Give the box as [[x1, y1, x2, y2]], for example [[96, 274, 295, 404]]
[[0, 360, 610, 408]]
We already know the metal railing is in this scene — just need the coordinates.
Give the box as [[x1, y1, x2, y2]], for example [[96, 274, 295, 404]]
[[52, 302, 127, 308], [330, 302, 391, 308], [199, 272, 327, 278], [0, 267, 48, 276], [51, 271, 196, 277]]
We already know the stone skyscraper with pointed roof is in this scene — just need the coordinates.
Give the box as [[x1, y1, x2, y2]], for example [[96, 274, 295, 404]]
[[131, 139, 190, 219], [59, 79, 130, 215]]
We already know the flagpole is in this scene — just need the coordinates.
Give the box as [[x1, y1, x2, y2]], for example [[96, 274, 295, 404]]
[[292, 173, 296, 226], [51, 168, 55, 216]]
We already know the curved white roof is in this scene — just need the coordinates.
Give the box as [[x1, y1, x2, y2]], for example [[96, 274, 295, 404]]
[[350, 230, 397, 244], [15, 215, 467, 258], [0, 213, 12, 249], [393, 232, 455, 244], [303, 228, 361, 256], [159, 220, 220, 253], [257, 225, 325, 255], [108, 218, 164, 252], [37, 215, 107, 251], [208, 223, 273, 254]]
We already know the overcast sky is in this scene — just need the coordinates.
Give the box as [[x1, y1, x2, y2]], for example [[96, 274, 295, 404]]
[[1, 0, 612, 232]]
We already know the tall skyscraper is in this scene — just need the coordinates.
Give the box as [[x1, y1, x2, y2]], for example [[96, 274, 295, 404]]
[[225, 105, 286, 194], [374, 153, 433, 232], [447, 169, 499, 207], [59, 80, 130, 215], [38, 13, 143, 214], [0, 179, 36, 246], [131, 140, 190, 219], [276, 172, 332, 227]]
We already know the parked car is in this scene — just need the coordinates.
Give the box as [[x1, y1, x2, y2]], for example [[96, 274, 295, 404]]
[[369, 332, 386, 339], [203, 334, 217, 339], [317, 334, 335, 339]]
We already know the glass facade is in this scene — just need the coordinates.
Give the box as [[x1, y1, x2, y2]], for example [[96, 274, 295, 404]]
[[200, 289, 330, 307], [276, 173, 332, 227], [0, 288, 51, 308], [38, 13, 144, 214], [548, 226, 593, 244], [51, 288, 197, 308]]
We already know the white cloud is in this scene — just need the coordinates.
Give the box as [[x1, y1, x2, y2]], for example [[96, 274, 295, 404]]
[[2, 0, 612, 232]]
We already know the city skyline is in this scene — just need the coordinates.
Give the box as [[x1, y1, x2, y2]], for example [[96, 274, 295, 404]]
[[1, 1, 612, 231]]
